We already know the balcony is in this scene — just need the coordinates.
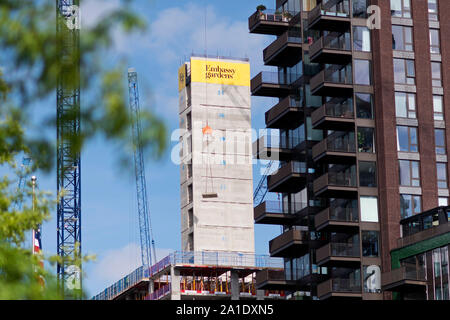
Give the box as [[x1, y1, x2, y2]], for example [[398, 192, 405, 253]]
[[255, 269, 297, 291], [263, 31, 303, 67], [269, 229, 309, 258], [313, 167, 358, 198], [308, 2, 351, 32], [317, 278, 362, 300], [315, 204, 359, 232], [309, 33, 352, 64], [265, 96, 303, 129], [251, 72, 291, 97], [381, 267, 427, 293], [312, 132, 356, 164], [249, 10, 297, 35], [253, 134, 294, 161], [310, 65, 353, 97], [316, 242, 361, 267], [254, 201, 303, 225], [311, 98, 354, 130], [267, 161, 309, 193]]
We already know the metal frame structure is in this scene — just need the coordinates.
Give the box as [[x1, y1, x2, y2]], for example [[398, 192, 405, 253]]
[[56, 0, 82, 297], [253, 160, 275, 205], [128, 69, 156, 267]]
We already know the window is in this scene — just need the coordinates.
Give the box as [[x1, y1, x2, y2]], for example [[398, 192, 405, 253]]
[[362, 231, 379, 257], [399, 160, 420, 187], [392, 25, 413, 51], [353, 0, 368, 18], [187, 163, 192, 178], [393, 59, 415, 85], [430, 29, 440, 54], [358, 127, 375, 153], [433, 95, 444, 121], [354, 60, 372, 85], [395, 92, 416, 119], [188, 232, 194, 251], [188, 184, 193, 203], [435, 129, 446, 154], [431, 62, 442, 87], [356, 93, 373, 119], [397, 126, 418, 152], [400, 194, 421, 219], [360, 196, 379, 222], [437, 163, 447, 189], [188, 208, 194, 228], [353, 26, 371, 52], [391, 0, 411, 18], [186, 112, 192, 130], [438, 197, 448, 206], [359, 161, 377, 187], [428, 0, 439, 21]]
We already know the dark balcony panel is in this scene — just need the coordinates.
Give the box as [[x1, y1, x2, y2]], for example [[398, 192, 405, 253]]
[[265, 96, 303, 129], [317, 278, 362, 300], [381, 267, 427, 293], [249, 10, 297, 35], [308, 3, 351, 32], [310, 66, 353, 97], [315, 206, 359, 232], [316, 242, 361, 267], [311, 99, 355, 131], [312, 132, 356, 164], [267, 161, 309, 193], [251, 72, 291, 97], [256, 269, 298, 291], [254, 201, 298, 225], [263, 31, 303, 67], [253, 135, 294, 161], [269, 229, 308, 258], [309, 33, 352, 64], [297, 273, 329, 292], [313, 170, 358, 198]]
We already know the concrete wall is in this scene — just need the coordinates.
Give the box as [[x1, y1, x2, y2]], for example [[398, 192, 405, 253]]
[[179, 57, 255, 254]]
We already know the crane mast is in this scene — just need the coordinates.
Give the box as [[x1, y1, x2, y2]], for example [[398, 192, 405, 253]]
[[56, 0, 82, 297], [253, 160, 275, 205], [127, 69, 156, 267]]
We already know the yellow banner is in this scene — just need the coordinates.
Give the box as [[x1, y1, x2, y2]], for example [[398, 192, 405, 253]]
[[190, 58, 250, 87], [178, 64, 186, 92]]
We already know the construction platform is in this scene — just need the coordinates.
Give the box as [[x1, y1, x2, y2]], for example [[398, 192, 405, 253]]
[[92, 251, 285, 300]]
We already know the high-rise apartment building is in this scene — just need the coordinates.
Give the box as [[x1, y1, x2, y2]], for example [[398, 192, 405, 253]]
[[249, 0, 449, 300], [178, 55, 255, 255]]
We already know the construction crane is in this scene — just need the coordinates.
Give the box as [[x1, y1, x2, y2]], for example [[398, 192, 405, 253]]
[[127, 68, 156, 267], [14, 157, 32, 211], [253, 160, 275, 205], [56, 1, 82, 297]]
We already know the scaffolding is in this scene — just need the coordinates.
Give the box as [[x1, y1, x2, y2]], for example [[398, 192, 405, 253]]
[[93, 251, 285, 300]]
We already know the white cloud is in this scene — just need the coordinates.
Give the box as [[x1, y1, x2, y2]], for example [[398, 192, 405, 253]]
[[146, 3, 271, 70], [88, 242, 173, 295], [80, 0, 121, 29]]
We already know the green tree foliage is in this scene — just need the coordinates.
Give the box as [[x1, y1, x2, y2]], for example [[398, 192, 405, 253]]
[[0, 0, 167, 299]]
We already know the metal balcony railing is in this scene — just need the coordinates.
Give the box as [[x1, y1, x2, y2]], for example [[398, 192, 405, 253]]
[[309, 0, 350, 23], [309, 32, 351, 56], [264, 30, 302, 61], [318, 277, 361, 297], [381, 266, 427, 291]]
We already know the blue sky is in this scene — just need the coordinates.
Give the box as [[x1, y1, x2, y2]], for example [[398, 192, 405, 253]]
[[29, 0, 285, 296]]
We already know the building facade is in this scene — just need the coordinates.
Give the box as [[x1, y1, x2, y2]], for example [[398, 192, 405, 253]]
[[179, 55, 255, 254], [249, 0, 449, 300]]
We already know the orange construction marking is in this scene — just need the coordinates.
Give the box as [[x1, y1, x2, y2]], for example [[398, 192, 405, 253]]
[[202, 125, 212, 135]]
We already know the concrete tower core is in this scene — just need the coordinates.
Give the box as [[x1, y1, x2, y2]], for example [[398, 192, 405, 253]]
[[178, 55, 255, 255]]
